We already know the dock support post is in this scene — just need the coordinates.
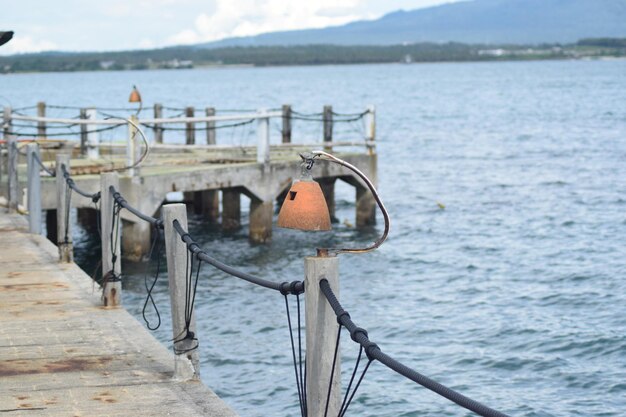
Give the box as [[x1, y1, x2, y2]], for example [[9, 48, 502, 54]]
[[222, 188, 241, 231], [206, 107, 216, 145], [282, 104, 292, 143], [86, 108, 100, 159], [46, 210, 57, 243], [27, 144, 42, 234], [257, 108, 270, 165], [194, 190, 219, 221], [163, 203, 201, 381], [154, 103, 163, 144], [100, 172, 122, 307], [365, 105, 376, 155], [249, 198, 273, 243], [185, 106, 195, 145], [319, 178, 337, 223], [127, 114, 138, 176], [355, 154, 378, 226], [7, 135, 18, 213], [37, 101, 46, 138], [121, 219, 151, 262], [79, 108, 88, 155], [305, 254, 341, 417], [323, 105, 333, 152], [56, 154, 73, 262]]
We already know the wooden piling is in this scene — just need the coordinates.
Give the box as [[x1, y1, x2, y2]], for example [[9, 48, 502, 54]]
[[2, 106, 11, 140], [100, 172, 121, 307], [127, 114, 138, 176], [163, 203, 201, 380], [154, 103, 164, 144], [282, 104, 292, 143], [323, 105, 333, 152], [37, 101, 46, 138], [7, 135, 18, 213], [79, 108, 88, 155], [185, 106, 195, 145], [206, 107, 216, 145], [26, 144, 42, 234], [305, 254, 341, 417], [55, 154, 73, 262]]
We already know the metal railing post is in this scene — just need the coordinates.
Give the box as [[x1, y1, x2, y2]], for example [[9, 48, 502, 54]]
[[305, 254, 341, 417], [26, 144, 42, 234], [163, 203, 201, 381], [100, 172, 121, 307]]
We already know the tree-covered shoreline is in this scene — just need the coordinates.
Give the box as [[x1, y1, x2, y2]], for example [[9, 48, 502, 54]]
[[1, 38, 624, 74]]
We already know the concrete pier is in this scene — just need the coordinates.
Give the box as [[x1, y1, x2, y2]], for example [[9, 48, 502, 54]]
[[16, 146, 376, 260], [0, 211, 237, 416]]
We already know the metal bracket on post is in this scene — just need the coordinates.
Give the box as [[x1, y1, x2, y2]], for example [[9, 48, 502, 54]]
[[305, 254, 341, 417], [163, 204, 200, 381], [100, 172, 121, 307], [26, 144, 42, 234], [257, 109, 270, 166]]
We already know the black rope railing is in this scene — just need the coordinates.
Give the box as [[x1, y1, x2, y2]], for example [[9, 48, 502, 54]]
[[61, 164, 101, 202], [32, 152, 56, 176], [172, 219, 304, 295], [141, 118, 255, 132], [110, 186, 163, 228], [5, 123, 123, 137], [319, 279, 511, 417]]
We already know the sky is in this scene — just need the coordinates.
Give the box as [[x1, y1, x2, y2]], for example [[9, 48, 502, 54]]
[[1, 0, 462, 55]]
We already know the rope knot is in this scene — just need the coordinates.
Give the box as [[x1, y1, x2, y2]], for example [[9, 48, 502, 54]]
[[337, 309, 351, 325], [279, 281, 290, 295], [350, 326, 368, 343], [363, 340, 380, 361]]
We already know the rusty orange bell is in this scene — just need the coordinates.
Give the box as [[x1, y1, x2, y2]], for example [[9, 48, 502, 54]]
[[277, 180, 331, 231], [129, 86, 142, 103]]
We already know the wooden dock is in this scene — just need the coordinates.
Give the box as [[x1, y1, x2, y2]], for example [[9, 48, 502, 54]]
[[0, 210, 237, 416]]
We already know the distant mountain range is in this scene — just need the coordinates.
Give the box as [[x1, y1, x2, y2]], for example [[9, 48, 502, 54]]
[[199, 0, 626, 47]]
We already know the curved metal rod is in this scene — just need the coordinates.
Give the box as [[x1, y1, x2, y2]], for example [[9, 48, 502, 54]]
[[311, 150, 390, 254]]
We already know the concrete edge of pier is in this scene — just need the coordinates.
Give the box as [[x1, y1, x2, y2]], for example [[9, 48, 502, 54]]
[[0, 210, 238, 416]]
